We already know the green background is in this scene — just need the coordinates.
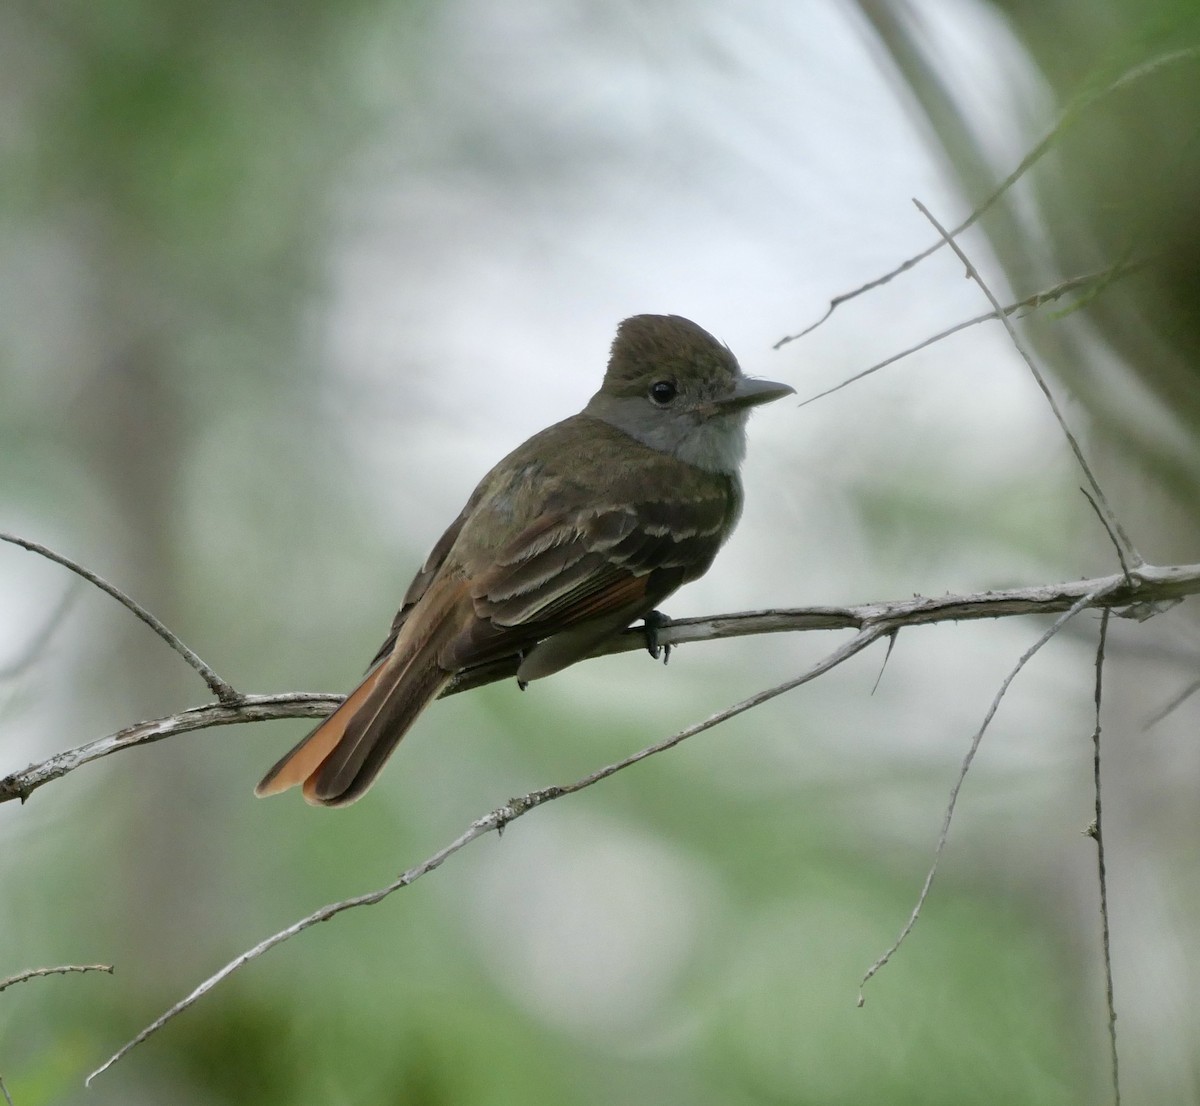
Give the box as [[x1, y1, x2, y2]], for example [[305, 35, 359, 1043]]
[[2, 1, 1198, 1103]]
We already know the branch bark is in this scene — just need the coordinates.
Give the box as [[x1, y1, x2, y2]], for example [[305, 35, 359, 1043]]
[[87, 623, 883, 1083], [4, 562, 1195, 805], [83, 559, 1195, 1081]]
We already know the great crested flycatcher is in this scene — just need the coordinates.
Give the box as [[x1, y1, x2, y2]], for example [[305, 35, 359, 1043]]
[[256, 314, 793, 806]]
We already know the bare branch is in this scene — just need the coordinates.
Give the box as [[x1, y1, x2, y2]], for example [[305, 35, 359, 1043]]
[[6, 564, 1198, 806], [76, 561, 1200, 1079], [1089, 609, 1122, 1106], [870, 629, 899, 695], [445, 563, 1197, 695], [773, 46, 1198, 348], [913, 200, 1141, 571], [858, 579, 1122, 1002], [1080, 487, 1133, 584], [795, 262, 1145, 410], [0, 963, 113, 993], [87, 625, 884, 1083], [773, 241, 943, 349], [0, 533, 240, 704], [0, 693, 341, 804]]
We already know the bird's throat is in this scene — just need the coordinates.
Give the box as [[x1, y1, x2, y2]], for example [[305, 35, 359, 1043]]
[[587, 399, 749, 475]]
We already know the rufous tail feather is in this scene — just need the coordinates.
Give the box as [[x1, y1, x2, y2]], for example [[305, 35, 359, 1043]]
[[253, 669, 386, 798], [304, 656, 452, 806], [256, 574, 469, 806]]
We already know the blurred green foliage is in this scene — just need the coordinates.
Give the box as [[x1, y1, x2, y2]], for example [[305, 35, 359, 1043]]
[[3, 1, 1197, 1103]]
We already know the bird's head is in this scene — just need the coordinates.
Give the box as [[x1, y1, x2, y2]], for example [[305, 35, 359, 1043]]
[[586, 314, 794, 473]]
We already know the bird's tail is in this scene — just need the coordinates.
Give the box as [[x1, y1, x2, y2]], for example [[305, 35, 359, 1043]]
[[254, 652, 452, 807]]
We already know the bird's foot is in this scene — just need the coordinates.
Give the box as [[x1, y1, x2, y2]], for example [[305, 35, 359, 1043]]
[[642, 610, 672, 665]]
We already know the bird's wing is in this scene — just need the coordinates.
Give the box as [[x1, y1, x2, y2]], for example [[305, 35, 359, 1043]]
[[441, 481, 737, 670]]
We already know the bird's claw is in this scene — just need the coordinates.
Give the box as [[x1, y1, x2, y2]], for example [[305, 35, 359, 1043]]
[[642, 609, 672, 665]]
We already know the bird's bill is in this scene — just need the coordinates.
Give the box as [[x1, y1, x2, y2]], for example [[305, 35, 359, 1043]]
[[722, 376, 796, 409]]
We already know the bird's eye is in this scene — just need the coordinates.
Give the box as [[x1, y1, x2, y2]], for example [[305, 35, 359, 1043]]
[[649, 380, 678, 405]]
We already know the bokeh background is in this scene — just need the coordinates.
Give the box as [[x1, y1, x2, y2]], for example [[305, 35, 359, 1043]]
[[3, 1, 1199, 1103]]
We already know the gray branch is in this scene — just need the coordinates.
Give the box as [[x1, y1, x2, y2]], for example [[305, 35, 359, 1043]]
[[5, 562, 1196, 806], [0, 963, 113, 993], [83, 559, 1197, 1082]]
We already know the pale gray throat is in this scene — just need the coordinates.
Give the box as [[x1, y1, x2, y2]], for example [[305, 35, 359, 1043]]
[[585, 394, 749, 474]]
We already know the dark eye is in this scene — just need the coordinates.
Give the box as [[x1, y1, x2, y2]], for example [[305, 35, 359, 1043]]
[[649, 379, 678, 405]]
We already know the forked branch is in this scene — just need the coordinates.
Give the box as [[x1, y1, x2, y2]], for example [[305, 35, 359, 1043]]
[[4, 562, 1197, 805]]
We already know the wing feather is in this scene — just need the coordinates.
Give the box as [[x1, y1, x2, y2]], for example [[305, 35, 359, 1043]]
[[454, 485, 735, 662]]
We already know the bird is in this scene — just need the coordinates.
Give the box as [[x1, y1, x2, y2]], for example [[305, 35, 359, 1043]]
[[255, 314, 793, 806]]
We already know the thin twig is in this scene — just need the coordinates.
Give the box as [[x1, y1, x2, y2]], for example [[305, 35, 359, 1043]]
[[87, 626, 886, 1083], [6, 565, 1197, 806], [0, 1074, 11, 1106], [774, 128, 1043, 349], [871, 630, 898, 695], [795, 262, 1144, 409], [1089, 608, 1121, 1106], [0, 533, 240, 704], [1080, 488, 1133, 584], [773, 46, 1198, 348], [0, 582, 81, 681], [773, 241, 945, 348], [1142, 672, 1200, 730], [857, 580, 1122, 1003], [912, 200, 1141, 570], [0, 963, 113, 993]]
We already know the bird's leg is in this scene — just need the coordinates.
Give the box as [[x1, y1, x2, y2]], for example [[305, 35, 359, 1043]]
[[642, 609, 672, 665], [516, 649, 528, 691]]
